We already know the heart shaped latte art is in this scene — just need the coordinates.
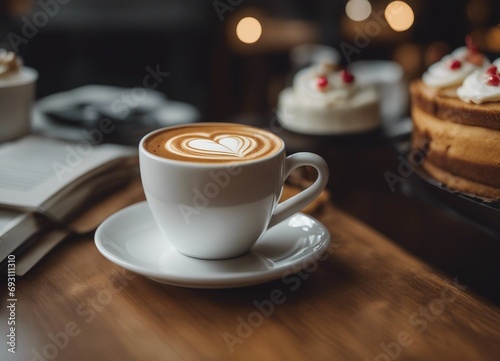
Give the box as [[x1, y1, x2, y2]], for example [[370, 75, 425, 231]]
[[165, 132, 263, 160], [185, 136, 256, 158]]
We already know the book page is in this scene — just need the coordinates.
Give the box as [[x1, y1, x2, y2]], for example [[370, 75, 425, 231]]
[[0, 210, 39, 263], [0, 136, 135, 209], [0, 210, 27, 236]]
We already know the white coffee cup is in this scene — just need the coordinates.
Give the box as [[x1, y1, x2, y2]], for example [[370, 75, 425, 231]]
[[0, 67, 38, 142], [139, 123, 329, 259]]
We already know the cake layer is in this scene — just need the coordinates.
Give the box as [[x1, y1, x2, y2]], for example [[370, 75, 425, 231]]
[[422, 161, 500, 199], [411, 80, 500, 131], [411, 105, 500, 198]]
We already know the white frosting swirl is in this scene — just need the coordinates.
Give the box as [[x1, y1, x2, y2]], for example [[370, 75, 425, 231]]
[[457, 59, 500, 104], [422, 47, 490, 88], [293, 62, 357, 104]]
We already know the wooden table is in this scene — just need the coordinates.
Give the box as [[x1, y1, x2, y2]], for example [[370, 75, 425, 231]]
[[2, 180, 500, 361]]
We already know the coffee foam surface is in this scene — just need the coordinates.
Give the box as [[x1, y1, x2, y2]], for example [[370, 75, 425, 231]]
[[144, 124, 283, 163]]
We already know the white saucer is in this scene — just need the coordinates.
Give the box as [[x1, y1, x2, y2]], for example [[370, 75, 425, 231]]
[[94, 201, 331, 289]]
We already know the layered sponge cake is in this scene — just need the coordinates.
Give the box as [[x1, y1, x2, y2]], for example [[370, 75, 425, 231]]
[[410, 41, 500, 200]]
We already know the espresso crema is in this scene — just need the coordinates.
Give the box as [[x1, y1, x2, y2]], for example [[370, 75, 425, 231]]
[[144, 123, 283, 163]]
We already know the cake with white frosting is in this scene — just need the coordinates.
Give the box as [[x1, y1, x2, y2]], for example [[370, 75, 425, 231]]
[[0, 50, 38, 142], [277, 61, 380, 135], [0, 50, 37, 86], [410, 38, 500, 199]]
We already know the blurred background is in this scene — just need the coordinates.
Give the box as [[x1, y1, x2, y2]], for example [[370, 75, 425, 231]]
[[1, 0, 500, 120], [1, 0, 500, 303]]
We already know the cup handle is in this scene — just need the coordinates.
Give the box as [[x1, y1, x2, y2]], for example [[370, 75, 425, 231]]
[[268, 152, 329, 229]]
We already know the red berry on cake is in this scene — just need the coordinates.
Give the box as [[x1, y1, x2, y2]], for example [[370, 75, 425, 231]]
[[341, 69, 355, 84], [317, 76, 329, 90], [449, 60, 462, 70], [486, 65, 498, 76], [486, 74, 500, 87]]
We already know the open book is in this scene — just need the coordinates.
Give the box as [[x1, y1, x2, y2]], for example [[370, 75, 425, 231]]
[[0, 136, 137, 263]]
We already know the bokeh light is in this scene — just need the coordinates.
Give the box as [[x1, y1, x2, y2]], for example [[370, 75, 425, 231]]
[[385, 1, 414, 32], [394, 43, 421, 75], [345, 0, 372, 22], [467, 0, 489, 25], [486, 26, 500, 52], [236, 17, 263, 44]]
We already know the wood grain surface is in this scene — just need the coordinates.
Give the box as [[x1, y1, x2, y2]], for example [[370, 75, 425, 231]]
[[2, 181, 499, 361]]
